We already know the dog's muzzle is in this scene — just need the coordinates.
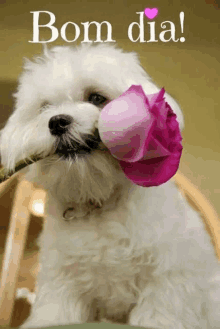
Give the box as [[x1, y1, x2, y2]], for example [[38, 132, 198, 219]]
[[48, 114, 101, 158]]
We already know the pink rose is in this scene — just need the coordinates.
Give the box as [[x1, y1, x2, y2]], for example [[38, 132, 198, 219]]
[[98, 85, 183, 187]]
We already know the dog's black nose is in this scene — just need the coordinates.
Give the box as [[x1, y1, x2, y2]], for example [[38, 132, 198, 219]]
[[49, 115, 73, 136]]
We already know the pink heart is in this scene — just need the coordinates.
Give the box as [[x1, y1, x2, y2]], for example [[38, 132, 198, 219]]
[[144, 8, 158, 20]]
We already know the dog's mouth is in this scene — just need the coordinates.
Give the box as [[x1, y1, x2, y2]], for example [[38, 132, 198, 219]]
[[0, 129, 102, 183], [54, 129, 102, 159]]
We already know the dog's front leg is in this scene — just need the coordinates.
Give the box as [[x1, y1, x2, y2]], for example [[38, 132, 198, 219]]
[[129, 272, 208, 329], [21, 280, 91, 328]]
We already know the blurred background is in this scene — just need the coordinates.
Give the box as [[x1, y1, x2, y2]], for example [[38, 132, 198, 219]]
[[0, 0, 219, 326]]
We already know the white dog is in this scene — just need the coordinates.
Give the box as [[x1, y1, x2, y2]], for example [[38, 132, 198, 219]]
[[1, 44, 220, 329]]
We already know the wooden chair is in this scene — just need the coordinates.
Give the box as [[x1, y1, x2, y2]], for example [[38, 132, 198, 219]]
[[0, 172, 219, 328], [0, 174, 45, 327]]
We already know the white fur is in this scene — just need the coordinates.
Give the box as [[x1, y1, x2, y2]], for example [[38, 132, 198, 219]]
[[1, 44, 220, 329]]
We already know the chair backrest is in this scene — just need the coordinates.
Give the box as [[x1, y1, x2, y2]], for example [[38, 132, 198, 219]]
[[173, 172, 220, 260], [0, 174, 35, 327]]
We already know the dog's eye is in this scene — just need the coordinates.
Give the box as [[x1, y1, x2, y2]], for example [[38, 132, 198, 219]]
[[40, 101, 50, 109], [88, 93, 107, 106]]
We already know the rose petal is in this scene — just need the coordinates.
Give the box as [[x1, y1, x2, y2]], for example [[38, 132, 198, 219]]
[[98, 85, 183, 187], [120, 147, 182, 187], [99, 85, 155, 162]]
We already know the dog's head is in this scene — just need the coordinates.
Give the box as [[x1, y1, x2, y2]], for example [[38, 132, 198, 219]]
[[0, 44, 184, 203]]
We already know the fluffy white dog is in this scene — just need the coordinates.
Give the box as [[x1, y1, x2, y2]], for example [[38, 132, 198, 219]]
[[1, 44, 220, 329]]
